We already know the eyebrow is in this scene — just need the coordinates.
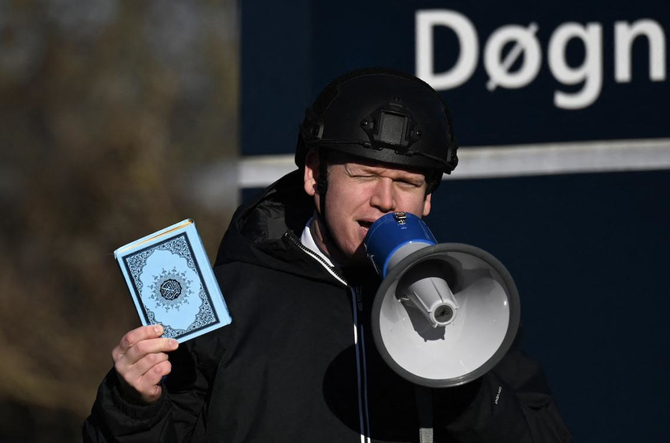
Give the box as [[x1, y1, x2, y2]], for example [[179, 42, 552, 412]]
[[345, 164, 426, 183]]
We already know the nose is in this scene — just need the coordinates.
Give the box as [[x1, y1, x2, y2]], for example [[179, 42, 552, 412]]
[[370, 178, 396, 212]]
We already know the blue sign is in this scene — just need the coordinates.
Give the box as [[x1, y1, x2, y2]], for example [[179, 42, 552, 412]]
[[240, 3, 670, 443], [242, 1, 670, 156]]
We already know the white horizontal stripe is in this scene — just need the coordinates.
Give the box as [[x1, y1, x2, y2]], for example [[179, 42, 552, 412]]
[[447, 138, 670, 180], [238, 155, 297, 187], [237, 138, 670, 187]]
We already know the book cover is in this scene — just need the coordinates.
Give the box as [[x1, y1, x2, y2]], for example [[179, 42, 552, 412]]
[[114, 219, 231, 342]]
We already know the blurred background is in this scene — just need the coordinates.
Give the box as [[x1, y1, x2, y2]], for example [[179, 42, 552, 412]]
[[0, 1, 238, 441], [1, 1, 669, 442]]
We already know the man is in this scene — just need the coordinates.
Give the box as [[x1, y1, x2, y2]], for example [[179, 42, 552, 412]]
[[84, 68, 572, 442]]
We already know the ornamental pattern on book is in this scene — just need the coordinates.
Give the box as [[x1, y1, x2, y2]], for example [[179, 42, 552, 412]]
[[149, 268, 193, 311], [125, 235, 216, 338]]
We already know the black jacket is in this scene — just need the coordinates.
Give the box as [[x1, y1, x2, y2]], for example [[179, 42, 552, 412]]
[[83, 170, 572, 443]]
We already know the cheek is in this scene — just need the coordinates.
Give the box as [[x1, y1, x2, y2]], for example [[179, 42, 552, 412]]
[[324, 196, 366, 249], [398, 194, 428, 217], [326, 182, 366, 214]]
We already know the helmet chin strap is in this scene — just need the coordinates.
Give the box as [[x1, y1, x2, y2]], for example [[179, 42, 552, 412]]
[[315, 148, 329, 223], [310, 148, 338, 264]]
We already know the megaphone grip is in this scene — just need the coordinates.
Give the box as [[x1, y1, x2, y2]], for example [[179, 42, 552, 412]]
[[400, 266, 458, 328]]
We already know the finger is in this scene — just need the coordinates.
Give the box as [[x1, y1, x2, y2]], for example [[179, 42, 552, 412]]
[[119, 360, 171, 405], [112, 325, 164, 362], [115, 337, 178, 368], [137, 360, 173, 403], [116, 325, 165, 356], [117, 351, 170, 385], [112, 325, 170, 363], [125, 337, 179, 365]]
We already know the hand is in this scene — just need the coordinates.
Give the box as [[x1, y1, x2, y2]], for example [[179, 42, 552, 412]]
[[112, 325, 179, 404]]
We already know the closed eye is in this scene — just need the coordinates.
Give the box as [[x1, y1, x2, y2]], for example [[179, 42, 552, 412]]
[[352, 174, 377, 181], [396, 179, 423, 188]]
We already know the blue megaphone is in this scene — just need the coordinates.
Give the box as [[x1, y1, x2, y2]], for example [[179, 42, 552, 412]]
[[363, 211, 521, 388]]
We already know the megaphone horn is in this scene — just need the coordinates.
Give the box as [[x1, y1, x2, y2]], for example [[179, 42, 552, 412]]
[[364, 212, 520, 388]]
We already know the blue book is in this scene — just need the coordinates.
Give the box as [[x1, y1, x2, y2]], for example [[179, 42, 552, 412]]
[[114, 219, 231, 343]]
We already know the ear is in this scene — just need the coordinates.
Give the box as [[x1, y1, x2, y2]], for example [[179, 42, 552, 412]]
[[422, 193, 432, 217], [303, 150, 319, 197]]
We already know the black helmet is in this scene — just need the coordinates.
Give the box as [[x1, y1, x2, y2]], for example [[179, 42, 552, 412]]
[[295, 67, 459, 192]]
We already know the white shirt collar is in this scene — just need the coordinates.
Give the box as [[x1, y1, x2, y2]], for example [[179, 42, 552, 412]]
[[300, 217, 335, 267]]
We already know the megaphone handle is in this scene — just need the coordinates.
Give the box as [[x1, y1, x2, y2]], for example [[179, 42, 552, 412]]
[[415, 385, 434, 443]]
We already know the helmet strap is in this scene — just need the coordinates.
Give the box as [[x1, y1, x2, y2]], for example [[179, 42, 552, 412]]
[[312, 148, 336, 260], [316, 149, 329, 219]]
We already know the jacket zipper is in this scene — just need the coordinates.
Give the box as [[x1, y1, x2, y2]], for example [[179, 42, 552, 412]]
[[352, 285, 371, 443], [285, 232, 371, 442], [284, 232, 347, 285]]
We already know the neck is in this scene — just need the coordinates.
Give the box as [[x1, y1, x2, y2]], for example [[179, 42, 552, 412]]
[[310, 211, 354, 267], [310, 212, 378, 279]]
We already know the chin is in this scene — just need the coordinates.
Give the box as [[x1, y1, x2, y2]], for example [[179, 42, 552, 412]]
[[350, 246, 371, 265]]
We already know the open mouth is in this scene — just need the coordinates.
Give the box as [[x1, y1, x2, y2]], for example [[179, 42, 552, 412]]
[[357, 220, 373, 231]]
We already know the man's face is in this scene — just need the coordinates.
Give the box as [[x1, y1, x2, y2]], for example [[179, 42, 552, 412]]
[[304, 152, 432, 265]]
